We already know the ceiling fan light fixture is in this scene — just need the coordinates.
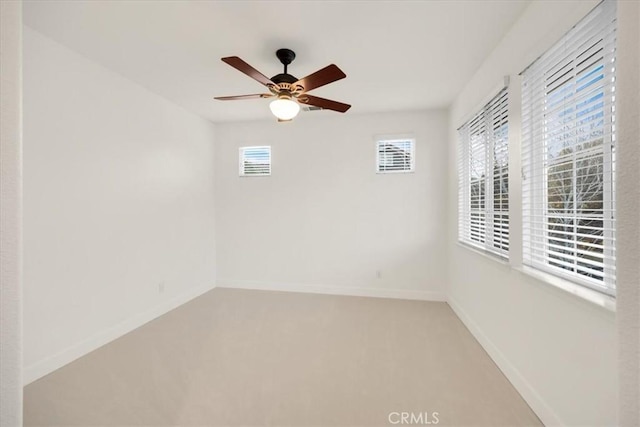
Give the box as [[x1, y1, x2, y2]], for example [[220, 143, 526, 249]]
[[269, 96, 300, 121]]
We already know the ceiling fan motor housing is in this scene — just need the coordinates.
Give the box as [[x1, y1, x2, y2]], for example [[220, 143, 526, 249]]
[[271, 73, 298, 84]]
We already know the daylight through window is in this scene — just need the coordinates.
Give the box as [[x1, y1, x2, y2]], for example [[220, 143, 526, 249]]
[[521, 0, 617, 295], [458, 88, 509, 258], [376, 138, 415, 173], [239, 146, 271, 176]]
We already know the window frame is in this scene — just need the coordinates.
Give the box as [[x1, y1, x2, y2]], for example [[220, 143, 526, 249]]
[[458, 87, 510, 259], [520, 0, 617, 296]]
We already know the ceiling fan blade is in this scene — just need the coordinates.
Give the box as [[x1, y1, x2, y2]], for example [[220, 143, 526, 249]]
[[221, 56, 275, 87], [298, 94, 351, 113], [214, 94, 273, 101], [292, 64, 346, 92]]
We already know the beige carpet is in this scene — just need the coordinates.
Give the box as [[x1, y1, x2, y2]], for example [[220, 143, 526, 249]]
[[24, 288, 542, 426]]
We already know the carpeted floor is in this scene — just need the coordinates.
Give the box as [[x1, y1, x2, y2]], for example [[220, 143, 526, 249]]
[[24, 288, 542, 426]]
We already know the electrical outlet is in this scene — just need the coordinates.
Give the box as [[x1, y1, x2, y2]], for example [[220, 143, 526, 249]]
[[158, 282, 165, 293]]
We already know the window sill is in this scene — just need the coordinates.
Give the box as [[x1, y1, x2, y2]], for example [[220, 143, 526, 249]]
[[513, 265, 616, 313], [456, 241, 616, 312], [456, 241, 510, 266], [376, 170, 415, 174]]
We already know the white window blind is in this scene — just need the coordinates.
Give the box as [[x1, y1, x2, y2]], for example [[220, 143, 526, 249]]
[[239, 146, 271, 176], [458, 88, 509, 258], [521, 0, 616, 296], [376, 138, 415, 173]]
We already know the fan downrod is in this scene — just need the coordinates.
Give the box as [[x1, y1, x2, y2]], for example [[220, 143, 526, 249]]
[[276, 48, 296, 75]]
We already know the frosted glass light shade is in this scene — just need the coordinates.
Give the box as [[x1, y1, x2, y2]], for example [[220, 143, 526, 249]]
[[269, 98, 300, 121]]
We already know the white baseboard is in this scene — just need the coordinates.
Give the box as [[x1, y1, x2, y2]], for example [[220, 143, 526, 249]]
[[216, 279, 446, 302], [23, 283, 215, 385], [447, 297, 562, 426]]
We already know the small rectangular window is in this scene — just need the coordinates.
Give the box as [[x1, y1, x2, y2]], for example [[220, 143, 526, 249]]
[[458, 88, 509, 258], [376, 138, 415, 173], [239, 146, 271, 176]]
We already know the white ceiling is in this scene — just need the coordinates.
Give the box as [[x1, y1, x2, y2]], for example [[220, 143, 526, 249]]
[[24, 0, 529, 123]]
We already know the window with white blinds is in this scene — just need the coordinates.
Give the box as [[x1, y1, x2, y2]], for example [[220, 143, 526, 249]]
[[521, 0, 616, 296], [239, 146, 271, 176], [376, 138, 415, 173], [458, 88, 509, 258]]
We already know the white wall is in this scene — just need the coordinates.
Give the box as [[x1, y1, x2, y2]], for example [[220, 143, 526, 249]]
[[616, 1, 640, 425], [215, 110, 448, 301], [0, 0, 23, 424], [447, 1, 626, 426], [22, 27, 217, 384]]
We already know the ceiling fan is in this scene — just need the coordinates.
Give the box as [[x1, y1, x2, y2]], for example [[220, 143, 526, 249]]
[[214, 48, 351, 122]]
